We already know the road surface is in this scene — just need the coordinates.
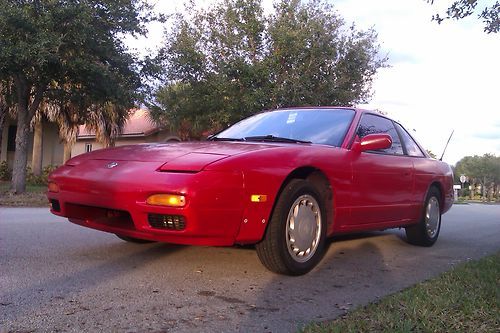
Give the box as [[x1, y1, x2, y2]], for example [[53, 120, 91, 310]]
[[1, 204, 499, 332]]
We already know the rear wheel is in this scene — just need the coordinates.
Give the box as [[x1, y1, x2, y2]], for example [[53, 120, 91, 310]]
[[116, 234, 156, 244], [256, 179, 327, 275], [405, 187, 441, 246]]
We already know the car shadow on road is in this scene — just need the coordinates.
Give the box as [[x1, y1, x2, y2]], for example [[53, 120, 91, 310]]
[[240, 234, 401, 332], [194, 231, 410, 333]]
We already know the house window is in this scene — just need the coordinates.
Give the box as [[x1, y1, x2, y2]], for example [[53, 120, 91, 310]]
[[7, 126, 17, 152], [85, 143, 92, 153]]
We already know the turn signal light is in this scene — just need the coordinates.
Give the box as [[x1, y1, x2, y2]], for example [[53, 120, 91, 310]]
[[146, 194, 186, 207], [48, 182, 59, 193]]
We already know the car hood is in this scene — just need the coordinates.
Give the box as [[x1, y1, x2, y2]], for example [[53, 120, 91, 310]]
[[66, 141, 279, 171]]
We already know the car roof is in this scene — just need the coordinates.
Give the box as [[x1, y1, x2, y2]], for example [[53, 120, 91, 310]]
[[266, 106, 361, 114]]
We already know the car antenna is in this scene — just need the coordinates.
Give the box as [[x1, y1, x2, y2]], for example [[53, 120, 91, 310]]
[[439, 129, 454, 161]]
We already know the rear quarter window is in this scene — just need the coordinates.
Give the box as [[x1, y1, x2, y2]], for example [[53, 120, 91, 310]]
[[395, 123, 425, 157]]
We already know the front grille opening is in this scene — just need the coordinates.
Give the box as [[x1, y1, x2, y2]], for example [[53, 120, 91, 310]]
[[148, 214, 186, 230], [65, 203, 135, 230], [50, 199, 61, 212]]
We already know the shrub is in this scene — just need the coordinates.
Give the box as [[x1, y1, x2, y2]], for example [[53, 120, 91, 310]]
[[0, 161, 11, 181], [26, 165, 58, 185]]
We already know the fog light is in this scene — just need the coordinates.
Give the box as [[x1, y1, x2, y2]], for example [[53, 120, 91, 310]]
[[48, 182, 59, 193], [146, 194, 186, 207]]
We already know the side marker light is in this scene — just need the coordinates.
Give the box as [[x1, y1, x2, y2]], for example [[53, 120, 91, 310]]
[[251, 195, 267, 202]]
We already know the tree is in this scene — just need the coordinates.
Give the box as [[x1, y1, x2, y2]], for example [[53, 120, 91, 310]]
[[426, 149, 437, 159], [42, 98, 130, 163], [0, 0, 149, 193], [152, 0, 386, 138], [427, 0, 499, 33], [0, 83, 8, 158], [455, 154, 500, 200]]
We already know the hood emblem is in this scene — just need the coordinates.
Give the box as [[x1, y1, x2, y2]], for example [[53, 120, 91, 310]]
[[106, 162, 119, 169]]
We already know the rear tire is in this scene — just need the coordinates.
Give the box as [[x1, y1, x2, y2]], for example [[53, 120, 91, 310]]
[[116, 234, 156, 244], [405, 187, 441, 246], [256, 179, 327, 275]]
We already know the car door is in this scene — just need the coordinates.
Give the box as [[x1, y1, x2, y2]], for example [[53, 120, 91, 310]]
[[393, 122, 429, 221], [349, 114, 414, 226]]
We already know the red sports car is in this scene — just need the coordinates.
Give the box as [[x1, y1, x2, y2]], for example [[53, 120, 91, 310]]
[[47, 107, 453, 275]]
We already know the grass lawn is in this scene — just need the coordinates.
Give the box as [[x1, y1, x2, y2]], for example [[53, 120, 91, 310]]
[[301, 252, 499, 333], [0, 181, 49, 207]]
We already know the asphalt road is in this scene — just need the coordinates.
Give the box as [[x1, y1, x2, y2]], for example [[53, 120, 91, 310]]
[[1, 204, 499, 333]]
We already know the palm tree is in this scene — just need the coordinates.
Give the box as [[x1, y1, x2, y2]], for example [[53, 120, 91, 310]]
[[5, 77, 132, 184], [41, 100, 130, 163], [84, 102, 130, 148]]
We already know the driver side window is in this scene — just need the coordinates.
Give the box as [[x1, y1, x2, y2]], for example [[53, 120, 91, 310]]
[[357, 114, 404, 155]]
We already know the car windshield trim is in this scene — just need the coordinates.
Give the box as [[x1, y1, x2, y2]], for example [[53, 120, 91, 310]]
[[244, 135, 311, 144], [207, 137, 245, 142]]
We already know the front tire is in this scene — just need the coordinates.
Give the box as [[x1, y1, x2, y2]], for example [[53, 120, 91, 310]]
[[256, 179, 327, 275], [405, 187, 441, 246], [116, 234, 156, 244]]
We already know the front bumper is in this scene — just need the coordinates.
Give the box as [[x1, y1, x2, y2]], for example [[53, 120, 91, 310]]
[[47, 162, 246, 246]]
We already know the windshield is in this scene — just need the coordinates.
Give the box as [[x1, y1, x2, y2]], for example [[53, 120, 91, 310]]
[[214, 108, 355, 147]]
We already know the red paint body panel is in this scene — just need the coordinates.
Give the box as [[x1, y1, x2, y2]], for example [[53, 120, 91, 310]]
[[48, 108, 454, 246]]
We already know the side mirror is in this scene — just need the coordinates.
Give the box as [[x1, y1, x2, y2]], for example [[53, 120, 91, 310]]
[[353, 134, 392, 152]]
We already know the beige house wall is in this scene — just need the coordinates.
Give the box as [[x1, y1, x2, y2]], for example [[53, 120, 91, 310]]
[[1, 116, 172, 169], [40, 122, 64, 167], [0, 123, 8, 163], [0, 118, 64, 169]]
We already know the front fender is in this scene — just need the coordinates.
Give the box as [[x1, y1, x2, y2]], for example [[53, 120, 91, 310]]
[[234, 169, 285, 244]]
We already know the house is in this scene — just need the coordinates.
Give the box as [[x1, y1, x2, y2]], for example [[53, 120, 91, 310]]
[[0, 109, 178, 173], [0, 116, 64, 171], [72, 109, 179, 156]]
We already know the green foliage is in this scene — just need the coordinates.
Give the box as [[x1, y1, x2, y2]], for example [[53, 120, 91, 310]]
[[26, 164, 58, 185], [301, 252, 500, 333], [152, 0, 386, 138], [0, 0, 153, 193], [455, 154, 500, 199], [0, 161, 11, 181], [0, 0, 147, 102], [455, 154, 500, 183], [427, 0, 499, 33]]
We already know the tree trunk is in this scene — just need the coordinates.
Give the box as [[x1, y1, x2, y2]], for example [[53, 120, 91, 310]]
[[11, 99, 30, 194], [31, 119, 43, 176], [0, 105, 6, 159], [11, 76, 44, 194], [0, 83, 5, 157], [63, 141, 72, 163], [482, 176, 487, 200]]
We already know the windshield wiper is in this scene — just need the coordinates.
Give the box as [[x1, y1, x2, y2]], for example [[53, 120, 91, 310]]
[[208, 136, 245, 142], [244, 135, 311, 144]]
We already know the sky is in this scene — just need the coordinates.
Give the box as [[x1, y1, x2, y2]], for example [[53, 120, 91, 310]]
[[127, 0, 500, 166]]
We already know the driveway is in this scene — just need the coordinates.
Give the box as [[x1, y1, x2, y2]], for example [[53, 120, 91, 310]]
[[1, 204, 499, 332]]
